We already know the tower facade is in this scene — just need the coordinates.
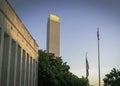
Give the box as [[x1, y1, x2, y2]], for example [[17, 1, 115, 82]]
[[47, 14, 60, 57]]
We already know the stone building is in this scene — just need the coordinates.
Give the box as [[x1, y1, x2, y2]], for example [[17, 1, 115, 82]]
[[0, 0, 38, 86], [47, 14, 60, 57]]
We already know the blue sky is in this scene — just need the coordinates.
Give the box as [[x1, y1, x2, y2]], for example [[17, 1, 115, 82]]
[[9, 0, 120, 85]]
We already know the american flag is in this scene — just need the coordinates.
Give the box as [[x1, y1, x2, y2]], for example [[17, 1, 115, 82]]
[[86, 57, 89, 79], [97, 28, 100, 40]]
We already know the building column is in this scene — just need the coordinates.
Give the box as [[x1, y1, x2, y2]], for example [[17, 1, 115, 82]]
[[33, 59, 35, 86], [19, 48, 23, 86], [24, 52, 27, 86], [32, 58, 38, 86], [1, 33, 12, 86], [6, 37, 12, 86], [36, 60, 38, 86], [7, 40, 17, 86], [34, 59, 38, 86], [31, 58, 33, 86], [28, 56, 31, 86], [13, 43, 19, 86], [36, 59, 38, 86], [20, 50, 26, 86], [14, 45, 21, 86], [25, 54, 29, 86], [0, 28, 4, 86]]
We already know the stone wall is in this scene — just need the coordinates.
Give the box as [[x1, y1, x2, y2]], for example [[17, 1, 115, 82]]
[[0, 0, 38, 58], [0, 0, 38, 86]]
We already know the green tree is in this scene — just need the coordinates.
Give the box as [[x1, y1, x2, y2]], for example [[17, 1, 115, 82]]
[[38, 50, 90, 86], [103, 68, 120, 86]]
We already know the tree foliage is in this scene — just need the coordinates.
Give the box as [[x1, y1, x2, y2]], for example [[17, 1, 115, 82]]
[[38, 50, 89, 86], [103, 68, 120, 86]]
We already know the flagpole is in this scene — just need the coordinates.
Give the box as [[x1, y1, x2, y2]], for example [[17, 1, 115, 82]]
[[97, 28, 101, 86]]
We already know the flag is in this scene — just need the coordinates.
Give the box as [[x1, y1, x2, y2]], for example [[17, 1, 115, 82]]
[[86, 57, 89, 79], [97, 28, 100, 40]]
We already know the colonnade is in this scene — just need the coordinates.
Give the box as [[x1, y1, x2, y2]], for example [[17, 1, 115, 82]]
[[0, 28, 38, 86]]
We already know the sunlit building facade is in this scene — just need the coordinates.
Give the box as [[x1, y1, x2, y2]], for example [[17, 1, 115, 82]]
[[0, 0, 38, 86], [47, 14, 60, 57]]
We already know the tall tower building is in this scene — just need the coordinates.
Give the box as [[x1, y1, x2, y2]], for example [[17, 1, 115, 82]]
[[47, 14, 60, 57]]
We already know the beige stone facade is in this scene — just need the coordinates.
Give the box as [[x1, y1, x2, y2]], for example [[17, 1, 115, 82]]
[[47, 14, 60, 57], [0, 0, 38, 86]]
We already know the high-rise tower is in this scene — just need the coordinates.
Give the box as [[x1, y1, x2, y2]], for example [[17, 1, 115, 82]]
[[47, 14, 60, 57]]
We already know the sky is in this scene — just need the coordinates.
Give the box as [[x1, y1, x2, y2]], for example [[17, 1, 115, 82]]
[[9, 0, 120, 86]]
